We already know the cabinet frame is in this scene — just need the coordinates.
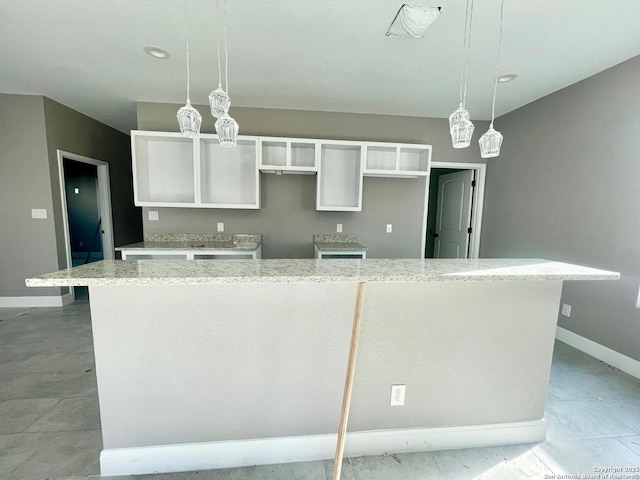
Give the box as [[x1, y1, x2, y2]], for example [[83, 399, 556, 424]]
[[316, 140, 364, 212], [131, 130, 260, 209], [363, 141, 432, 178], [258, 136, 319, 174]]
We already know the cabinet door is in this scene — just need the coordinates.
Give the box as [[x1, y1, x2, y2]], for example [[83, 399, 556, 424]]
[[199, 135, 260, 209], [316, 141, 363, 211], [131, 131, 196, 206]]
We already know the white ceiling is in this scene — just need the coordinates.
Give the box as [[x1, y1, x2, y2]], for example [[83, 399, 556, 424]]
[[2, 0, 639, 133]]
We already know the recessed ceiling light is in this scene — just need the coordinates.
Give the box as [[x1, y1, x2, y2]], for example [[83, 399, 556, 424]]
[[144, 46, 170, 59], [497, 74, 518, 83]]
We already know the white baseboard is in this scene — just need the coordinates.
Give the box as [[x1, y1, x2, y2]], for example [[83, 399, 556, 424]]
[[0, 293, 73, 308], [556, 326, 640, 379], [100, 420, 546, 477]]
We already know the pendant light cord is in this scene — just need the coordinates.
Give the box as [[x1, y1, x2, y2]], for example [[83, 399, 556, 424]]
[[216, 0, 222, 88], [458, 0, 470, 106], [462, 0, 474, 108], [490, 0, 505, 127], [223, 0, 229, 95], [184, 0, 191, 103]]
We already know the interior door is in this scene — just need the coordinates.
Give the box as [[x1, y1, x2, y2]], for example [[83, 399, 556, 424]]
[[433, 170, 474, 258]]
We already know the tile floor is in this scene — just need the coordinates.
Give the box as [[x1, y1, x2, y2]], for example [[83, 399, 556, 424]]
[[1, 300, 639, 480]]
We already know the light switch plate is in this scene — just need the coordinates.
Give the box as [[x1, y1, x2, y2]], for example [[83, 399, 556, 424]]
[[31, 209, 47, 219], [386, 224, 393, 233], [561, 303, 571, 317], [148, 211, 159, 221]]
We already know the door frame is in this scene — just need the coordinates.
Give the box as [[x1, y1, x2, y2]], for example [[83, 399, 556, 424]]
[[421, 162, 486, 259], [57, 150, 115, 277]]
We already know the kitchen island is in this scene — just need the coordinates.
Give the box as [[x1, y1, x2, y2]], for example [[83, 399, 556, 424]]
[[27, 258, 618, 477]]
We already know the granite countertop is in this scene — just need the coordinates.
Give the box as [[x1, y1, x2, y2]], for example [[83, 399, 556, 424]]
[[116, 233, 261, 252], [26, 258, 620, 287], [313, 233, 368, 252]]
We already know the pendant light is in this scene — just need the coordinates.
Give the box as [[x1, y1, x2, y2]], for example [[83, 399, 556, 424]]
[[449, 0, 475, 149], [214, 0, 239, 147], [479, 0, 505, 158], [208, 0, 230, 118], [176, 0, 202, 138]]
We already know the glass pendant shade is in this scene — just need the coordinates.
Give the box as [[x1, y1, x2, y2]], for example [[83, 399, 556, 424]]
[[215, 113, 239, 147], [176, 103, 202, 138], [209, 86, 231, 118], [448, 105, 470, 132], [479, 125, 503, 158], [450, 118, 475, 149]]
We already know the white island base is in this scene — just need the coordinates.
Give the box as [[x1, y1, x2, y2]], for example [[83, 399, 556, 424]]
[[96, 280, 555, 476], [26, 259, 618, 476]]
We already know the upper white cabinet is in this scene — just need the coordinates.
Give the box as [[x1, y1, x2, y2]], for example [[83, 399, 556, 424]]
[[363, 142, 431, 177], [131, 131, 259, 209], [317, 141, 364, 211], [132, 131, 431, 212], [132, 132, 196, 206], [258, 137, 318, 174], [200, 135, 260, 208]]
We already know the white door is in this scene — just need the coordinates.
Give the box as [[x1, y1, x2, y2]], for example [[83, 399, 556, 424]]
[[434, 170, 474, 258]]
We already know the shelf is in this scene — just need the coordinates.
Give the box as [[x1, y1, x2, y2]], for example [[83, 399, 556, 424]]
[[200, 136, 260, 208], [132, 132, 195, 204]]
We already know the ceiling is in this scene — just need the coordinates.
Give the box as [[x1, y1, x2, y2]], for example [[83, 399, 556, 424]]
[[1, 0, 639, 133]]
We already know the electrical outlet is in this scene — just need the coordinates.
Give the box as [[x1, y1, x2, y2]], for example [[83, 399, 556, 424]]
[[386, 224, 393, 233], [561, 303, 572, 317], [390, 384, 406, 406], [337, 223, 343, 233], [148, 211, 159, 221], [31, 209, 47, 219], [217, 222, 224, 232]]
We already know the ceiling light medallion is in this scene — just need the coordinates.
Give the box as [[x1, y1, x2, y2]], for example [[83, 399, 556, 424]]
[[386, 4, 442, 38], [449, 0, 475, 148], [213, 0, 238, 147], [176, 0, 202, 138], [479, 0, 506, 158]]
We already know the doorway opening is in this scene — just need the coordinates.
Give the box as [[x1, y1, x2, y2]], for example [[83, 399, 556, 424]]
[[57, 150, 115, 301], [422, 162, 486, 259]]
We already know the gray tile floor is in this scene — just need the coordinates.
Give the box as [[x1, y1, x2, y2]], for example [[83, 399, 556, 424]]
[[1, 300, 639, 480]]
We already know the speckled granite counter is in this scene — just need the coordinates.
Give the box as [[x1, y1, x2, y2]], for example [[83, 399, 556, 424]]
[[115, 233, 262, 259], [313, 234, 368, 258], [25, 258, 619, 476], [26, 258, 618, 287]]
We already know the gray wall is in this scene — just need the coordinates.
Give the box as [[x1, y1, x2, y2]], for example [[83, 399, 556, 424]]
[[44, 98, 143, 269], [0, 95, 61, 297], [0, 94, 143, 298], [137, 103, 488, 258], [480, 55, 640, 361]]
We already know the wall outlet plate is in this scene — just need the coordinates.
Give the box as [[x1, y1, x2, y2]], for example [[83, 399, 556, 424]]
[[148, 211, 159, 221], [561, 303, 572, 317], [31, 208, 47, 219], [217, 222, 224, 232], [390, 384, 405, 406], [386, 224, 393, 233], [337, 224, 343, 233]]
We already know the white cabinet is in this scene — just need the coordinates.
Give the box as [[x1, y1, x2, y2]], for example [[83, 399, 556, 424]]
[[132, 132, 196, 206], [131, 131, 259, 209], [200, 135, 260, 208], [258, 137, 318, 174], [317, 141, 364, 211], [363, 142, 431, 177]]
